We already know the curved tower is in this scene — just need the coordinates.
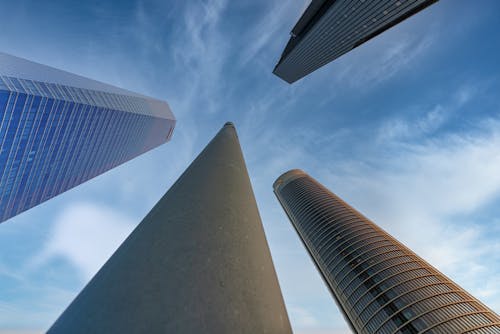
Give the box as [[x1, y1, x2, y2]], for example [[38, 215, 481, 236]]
[[273, 169, 500, 334]]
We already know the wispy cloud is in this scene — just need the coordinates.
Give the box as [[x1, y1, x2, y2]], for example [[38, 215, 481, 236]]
[[377, 84, 476, 142], [237, 1, 301, 67], [377, 104, 446, 141], [29, 202, 136, 281], [169, 0, 229, 116], [332, 31, 435, 89], [0, 283, 75, 330], [323, 118, 500, 311], [289, 306, 320, 327]]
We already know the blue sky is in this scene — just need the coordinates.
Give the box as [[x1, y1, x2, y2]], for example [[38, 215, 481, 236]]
[[0, 0, 499, 333]]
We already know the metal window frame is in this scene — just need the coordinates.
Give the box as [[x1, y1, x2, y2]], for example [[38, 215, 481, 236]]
[[404, 310, 493, 334], [323, 234, 388, 271], [332, 243, 402, 281], [342, 258, 425, 302], [351, 273, 441, 323], [337, 251, 413, 291], [322, 230, 384, 272], [461, 323, 500, 334], [370, 290, 472, 333]]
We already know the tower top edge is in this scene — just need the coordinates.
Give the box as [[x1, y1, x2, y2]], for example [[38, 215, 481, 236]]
[[273, 169, 307, 191], [0, 51, 154, 100]]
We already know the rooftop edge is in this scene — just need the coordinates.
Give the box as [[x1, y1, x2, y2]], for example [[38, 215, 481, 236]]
[[273, 169, 307, 192]]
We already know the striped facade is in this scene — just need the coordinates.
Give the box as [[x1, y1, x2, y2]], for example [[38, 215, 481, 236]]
[[0, 53, 175, 223], [273, 0, 438, 83], [273, 169, 500, 333]]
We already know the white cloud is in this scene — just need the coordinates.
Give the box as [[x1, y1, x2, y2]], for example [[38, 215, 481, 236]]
[[238, 1, 302, 67], [377, 84, 476, 142], [323, 119, 500, 312], [326, 19, 436, 90], [29, 202, 136, 281], [289, 306, 320, 327], [0, 283, 74, 332], [170, 0, 228, 116], [377, 104, 447, 141]]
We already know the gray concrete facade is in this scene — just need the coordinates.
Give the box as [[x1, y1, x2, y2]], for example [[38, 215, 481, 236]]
[[47, 122, 292, 334]]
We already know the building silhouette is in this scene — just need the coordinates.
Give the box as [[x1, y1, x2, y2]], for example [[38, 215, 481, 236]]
[[273, 0, 439, 83], [48, 123, 292, 334], [0, 52, 175, 223], [273, 169, 500, 333]]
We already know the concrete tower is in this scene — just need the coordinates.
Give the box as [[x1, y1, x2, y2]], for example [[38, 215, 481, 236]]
[[48, 123, 292, 334], [274, 169, 500, 334]]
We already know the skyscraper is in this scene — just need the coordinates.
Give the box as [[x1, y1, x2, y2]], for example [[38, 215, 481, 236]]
[[0, 52, 175, 223], [273, 0, 439, 83], [274, 169, 500, 333], [48, 123, 292, 334]]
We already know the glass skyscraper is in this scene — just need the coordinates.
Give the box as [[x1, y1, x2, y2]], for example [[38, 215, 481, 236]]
[[274, 169, 500, 334], [273, 0, 439, 83], [0, 52, 175, 223]]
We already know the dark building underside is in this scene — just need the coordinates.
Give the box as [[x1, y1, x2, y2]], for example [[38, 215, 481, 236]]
[[274, 0, 439, 83]]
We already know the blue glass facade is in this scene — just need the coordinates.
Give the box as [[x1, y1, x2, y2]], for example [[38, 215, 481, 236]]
[[0, 56, 175, 223]]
